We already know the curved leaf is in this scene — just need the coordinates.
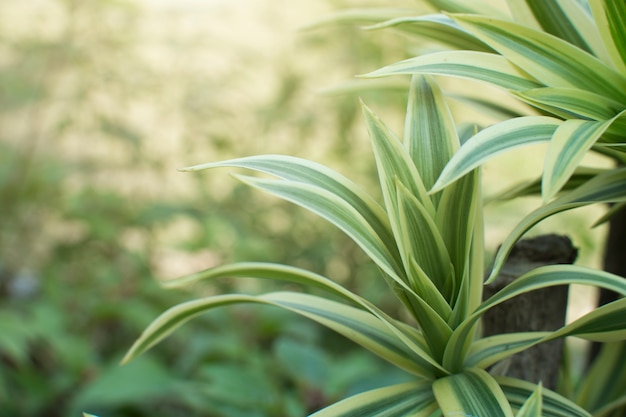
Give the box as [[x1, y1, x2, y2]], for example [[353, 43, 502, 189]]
[[234, 174, 405, 283], [363, 50, 542, 91], [122, 292, 441, 377], [431, 116, 561, 193], [542, 118, 614, 201], [366, 14, 491, 52], [362, 102, 435, 217], [514, 382, 542, 417], [395, 180, 453, 300], [497, 376, 591, 417], [433, 368, 514, 417], [404, 75, 459, 194], [547, 298, 626, 342], [309, 380, 437, 417], [487, 167, 626, 282], [451, 14, 626, 105], [162, 261, 437, 369], [590, 0, 626, 73], [465, 332, 549, 369], [513, 87, 625, 120], [179, 155, 395, 255]]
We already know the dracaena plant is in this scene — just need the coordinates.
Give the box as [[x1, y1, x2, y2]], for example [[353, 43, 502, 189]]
[[328, 0, 626, 414], [122, 73, 626, 417], [357, 0, 626, 271]]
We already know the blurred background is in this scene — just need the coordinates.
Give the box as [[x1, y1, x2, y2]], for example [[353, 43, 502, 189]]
[[0, 0, 609, 416]]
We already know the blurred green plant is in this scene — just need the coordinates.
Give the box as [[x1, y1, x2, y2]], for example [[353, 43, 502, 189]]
[[1, 0, 410, 416]]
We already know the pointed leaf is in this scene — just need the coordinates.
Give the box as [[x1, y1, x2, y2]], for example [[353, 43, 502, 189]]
[[487, 167, 626, 282], [404, 75, 459, 194], [363, 51, 542, 91], [361, 102, 435, 217], [547, 298, 626, 342], [576, 341, 626, 415], [497, 376, 591, 417], [514, 382, 542, 417], [590, 0, 626, 73], [161, 261, 436, 371], [433, 368, 514, 417], [542, 118, 613, 201], [394, 180, 453, 300], [123, 292, 441, 377], [431, 116, 561, 193], [309, 381, 437, 417], [513, 87, 624, 120], [465, 332, 549, 369], [436, 169, 481, 307], [366, 14, 491, 52], [450, 14, 626, 105], [180, 155, 395, 255], [234, 174, 404, 282]]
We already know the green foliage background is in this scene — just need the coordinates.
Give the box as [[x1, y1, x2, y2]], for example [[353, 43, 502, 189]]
[[0, 0, 610, 416]]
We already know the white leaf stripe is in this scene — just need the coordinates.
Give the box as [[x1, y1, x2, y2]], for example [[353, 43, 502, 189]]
[[465, 332, 549, 369], [487, 167, 626, 282], [235, 175, 405, 281], [363, 51, 542, 91], [433, 368, 514, 417], [122, 292, 438, 376], [431, 116, 561, 193], [180, 155, 396, 258], [404, 75, 459, 194], [362, 103, 435, 218], [451, 14, 626, 105], [497, 377, 591, 417], [513, 87, 624, 120], [542, 118, 612, 201], [366, 14, 491, 52], [161, 261, 439, 363], [309, 381, 437, 417]]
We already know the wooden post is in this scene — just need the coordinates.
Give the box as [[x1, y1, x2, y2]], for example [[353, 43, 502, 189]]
[[482, 234, 577, 390]]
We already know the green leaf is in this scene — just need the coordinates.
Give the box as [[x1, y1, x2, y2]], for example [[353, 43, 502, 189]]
[[436, 168, 481, 310], [590, 0, 626, 73], [542, 118, 614, 201], [433, 368, 514, 417], [363, 51, 542, 91], [497, 376, 591, 417], [548, 298, 626, 342], [487, 167, 626, 282], [404, 75, 459, 196], [465, 332, 549, 369], [488, 167, 606, 202], [576, 341, 626, 415], [161, 261, 436, 372], [179, 155, 395, 257], [366, 14, 491, 52], [431, 116, 561, 193], [514, 382, 542, 417], [507, 0, 602, 57], [362, 102, 435, 217], [513, 87, 625, 120], [394, 180, 453, 301], [122, 292, 442, 377], [233, 174, 404, 284], [483, 265, 626, 320], [450, 13, 626, 105], [309, 381, 437, 417]]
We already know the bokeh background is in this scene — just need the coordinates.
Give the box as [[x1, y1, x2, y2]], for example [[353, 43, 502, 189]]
[[0, 0, 609, 416]]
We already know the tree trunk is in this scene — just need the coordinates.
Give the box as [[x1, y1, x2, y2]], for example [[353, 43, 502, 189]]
[[482, 234, 577, 390]]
